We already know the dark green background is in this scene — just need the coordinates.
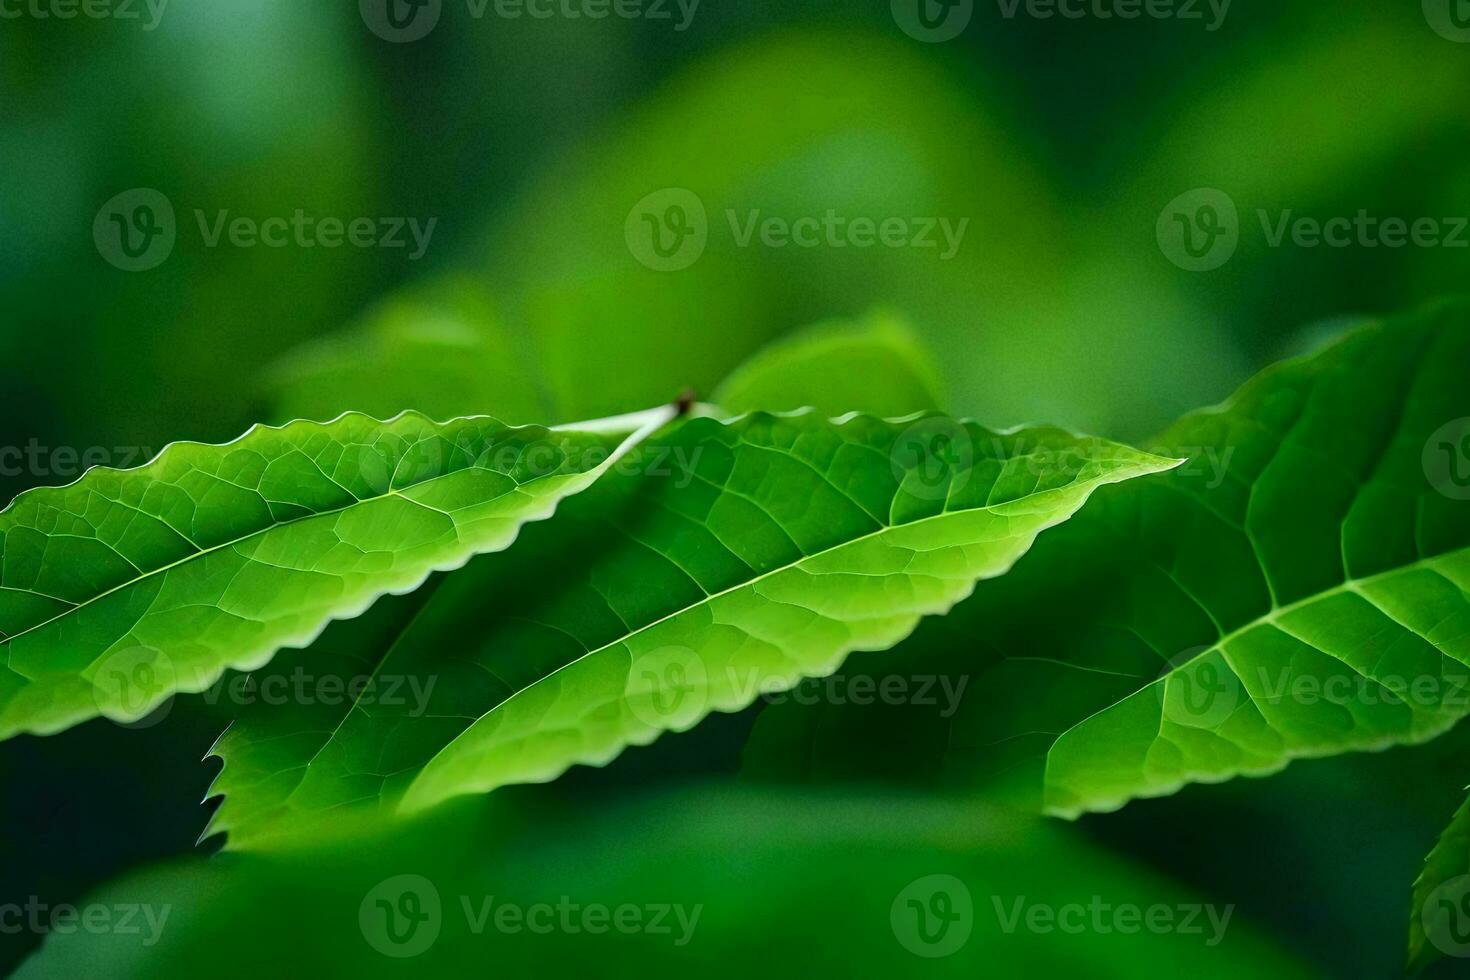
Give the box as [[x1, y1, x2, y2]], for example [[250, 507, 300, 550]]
[[3, 1, 1469, 975]]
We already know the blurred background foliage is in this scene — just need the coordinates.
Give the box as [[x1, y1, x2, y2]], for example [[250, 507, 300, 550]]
[[3, 0, 1470, 975]]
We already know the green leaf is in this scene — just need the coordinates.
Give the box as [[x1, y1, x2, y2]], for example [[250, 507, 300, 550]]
[[1409, 790, 1470, 972], [0, 407, 675, 739], [263, 275, 551, 426], [748, 302, 1470, 819], [17, 787, 1315, 980], [712, 311, 945, 418], [477, 32, 1072, 427], [205, 411, 1175, 848], [267, 34, 1053, 430]]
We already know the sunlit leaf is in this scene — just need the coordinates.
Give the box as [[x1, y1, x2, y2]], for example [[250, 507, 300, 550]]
[[0, 407, 673, 738], [205, 411, 1173, 847]]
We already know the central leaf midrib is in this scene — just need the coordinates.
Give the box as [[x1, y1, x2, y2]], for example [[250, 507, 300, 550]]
[[0, 454, 538, 662], [401, 474, 1117, 798], [1043, 322, 1456, 778], [1043, 544, 1470, 768]]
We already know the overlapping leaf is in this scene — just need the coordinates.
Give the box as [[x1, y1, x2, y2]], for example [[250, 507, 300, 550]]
[[745, 303, 1470, 819], [205, 411, 1174, 847], [264, 275, 550, 426], [1409, 790, 1470, 972], [711, 311, 944, 418], [0, 409, 671, 738], [16, 788, 1313, 980]]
